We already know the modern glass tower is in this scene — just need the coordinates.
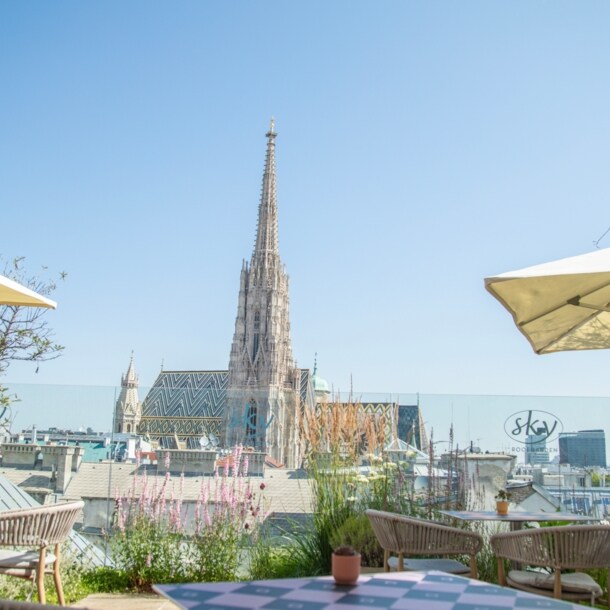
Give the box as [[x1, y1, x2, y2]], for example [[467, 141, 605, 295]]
[[525, 429, 550, 465], [559, 430, 607, 468]]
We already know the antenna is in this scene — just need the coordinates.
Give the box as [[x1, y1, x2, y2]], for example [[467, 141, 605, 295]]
[[199, 433, 219, 450], [594, 226, 610, 248]]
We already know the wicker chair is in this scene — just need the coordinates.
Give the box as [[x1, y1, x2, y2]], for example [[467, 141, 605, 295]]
[[0, 501, 84, 606], [490, 525, 610, 608], [365, 509, 484, 578]]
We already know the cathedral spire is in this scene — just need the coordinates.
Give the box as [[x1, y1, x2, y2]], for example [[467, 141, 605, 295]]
[[252, 118, 279, 260], [226, 121, 300, 467], [114, 353, 142, 434]]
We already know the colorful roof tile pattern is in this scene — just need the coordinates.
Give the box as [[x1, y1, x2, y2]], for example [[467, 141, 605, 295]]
[[138, 369, 313, 449]]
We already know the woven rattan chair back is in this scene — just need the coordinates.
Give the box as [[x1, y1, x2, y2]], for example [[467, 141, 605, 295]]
[[365, 509, 484, 578], [491, 524, 610, 607], [0, 501, 84, 606]]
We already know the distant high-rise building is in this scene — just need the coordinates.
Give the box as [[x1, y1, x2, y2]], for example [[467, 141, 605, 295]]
[[525, 429, 550, 465], [559, 429, 606, 468]]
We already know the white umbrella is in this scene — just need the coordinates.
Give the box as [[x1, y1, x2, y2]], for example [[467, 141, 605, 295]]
[[485, 247, 610, 354], [0, 274, 57, 309]]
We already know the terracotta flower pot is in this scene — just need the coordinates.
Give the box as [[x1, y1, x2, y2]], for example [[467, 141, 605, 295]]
[[496, 500, 509, 515], [332, 552, 361, 585]]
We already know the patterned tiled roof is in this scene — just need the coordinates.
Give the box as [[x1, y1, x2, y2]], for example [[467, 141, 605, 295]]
[[141, 371, 228, 419], [139, 369, 313, 448]]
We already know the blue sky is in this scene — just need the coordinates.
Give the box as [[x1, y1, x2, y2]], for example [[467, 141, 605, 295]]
[[2, 2, 610, 448]]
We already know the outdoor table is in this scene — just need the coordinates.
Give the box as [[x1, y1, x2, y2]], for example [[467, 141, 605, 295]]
[[439, 509, 595, 531], [154, 570, 584, 609]]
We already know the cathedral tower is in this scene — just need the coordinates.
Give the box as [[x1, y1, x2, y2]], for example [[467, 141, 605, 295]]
[[224, 121, 301, 467], [114, 353, 142, 434]]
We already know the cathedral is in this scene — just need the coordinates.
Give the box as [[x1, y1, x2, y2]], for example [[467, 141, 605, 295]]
[[117, 122, 427, 469], [136, 121, 313, 468]]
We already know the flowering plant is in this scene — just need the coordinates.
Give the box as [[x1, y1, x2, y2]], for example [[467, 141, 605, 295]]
[[111, 446, 267, 590]]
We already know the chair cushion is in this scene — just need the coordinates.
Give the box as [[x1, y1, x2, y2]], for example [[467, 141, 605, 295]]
[[387, 557, 470, 574], [508, 570, 603, 596], [0, 549, 56, 569]]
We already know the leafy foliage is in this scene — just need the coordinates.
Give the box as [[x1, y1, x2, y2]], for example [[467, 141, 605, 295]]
[[0, 545, 90, 605], [110, 447, 266, 590], [330, 514, 383, 567], [80, 566, 131, 593], [0, 257, 64, 374], [0, 257, 65, 423]]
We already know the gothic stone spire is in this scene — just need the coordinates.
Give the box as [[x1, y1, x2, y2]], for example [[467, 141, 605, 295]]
[[252, 118, 279, 272], [114, 353, 142, 434], [228, 121, 295, 388], [225, 121, 300, 468]]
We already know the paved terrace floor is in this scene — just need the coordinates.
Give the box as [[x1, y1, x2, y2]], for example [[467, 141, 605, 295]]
[[71, 592, 179, 609]]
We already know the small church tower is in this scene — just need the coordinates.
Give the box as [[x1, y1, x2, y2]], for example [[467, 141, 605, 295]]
[[114, 353, 142, 434], [224, 120, 301, 467]]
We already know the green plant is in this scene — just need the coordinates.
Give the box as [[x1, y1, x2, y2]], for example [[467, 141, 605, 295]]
[[330, 514, 383, 568], [0, 257, 65, 420], [361, 457, 422, 516], [112, 510, 185, 590], [495, 489, 511, 501], [475, 539, 503, 585], [111, 446, 266, 590], [190, 517, 242, 582], [333, 544, 358, 556], [80, 567, 131, 593], [0, 545, 91, 605], [248, 540, 304, 580]]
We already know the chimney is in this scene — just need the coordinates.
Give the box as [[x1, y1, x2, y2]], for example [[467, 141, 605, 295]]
[[55, 446, 75, 492]]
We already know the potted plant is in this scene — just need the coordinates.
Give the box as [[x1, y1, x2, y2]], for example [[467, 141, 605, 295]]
[[331, 545, 361, 585], [495, 489, 512, 515]]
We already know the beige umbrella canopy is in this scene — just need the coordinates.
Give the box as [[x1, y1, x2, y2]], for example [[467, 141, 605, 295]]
[[0, 274, 57, 309], [485, 247, 610, 354]]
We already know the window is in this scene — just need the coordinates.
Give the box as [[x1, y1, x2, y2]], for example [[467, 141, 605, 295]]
[[246, 400, 257, 446], [252, 312, 260, 360]]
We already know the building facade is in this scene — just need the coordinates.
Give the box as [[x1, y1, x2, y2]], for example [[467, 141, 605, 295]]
[[138, 123, 313, 467], [136, 122, 426, 467], [559, 429, 607, 468], [525, 431, 550, 465], [223, 121, 302, 468]]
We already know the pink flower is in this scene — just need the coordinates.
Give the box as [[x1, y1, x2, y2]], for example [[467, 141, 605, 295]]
[[259, 482, 266, 490]]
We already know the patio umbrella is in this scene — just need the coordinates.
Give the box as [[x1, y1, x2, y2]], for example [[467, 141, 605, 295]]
[[485, 247, 610, 354], [0, 274, 57, 309]]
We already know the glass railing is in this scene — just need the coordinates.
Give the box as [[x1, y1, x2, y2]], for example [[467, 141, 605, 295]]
[[0, 383, 608, 570]]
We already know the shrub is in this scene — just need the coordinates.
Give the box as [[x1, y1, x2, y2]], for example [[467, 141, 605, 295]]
[[110, 446, 266, 590], [81, 567, 131, 593], [248, 537, 304, 580], [0, 545, 90, 605], [330, 514, 383, 568]]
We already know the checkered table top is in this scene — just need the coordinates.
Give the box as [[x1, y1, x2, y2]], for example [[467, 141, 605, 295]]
[[154, 570, 581, 610]]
